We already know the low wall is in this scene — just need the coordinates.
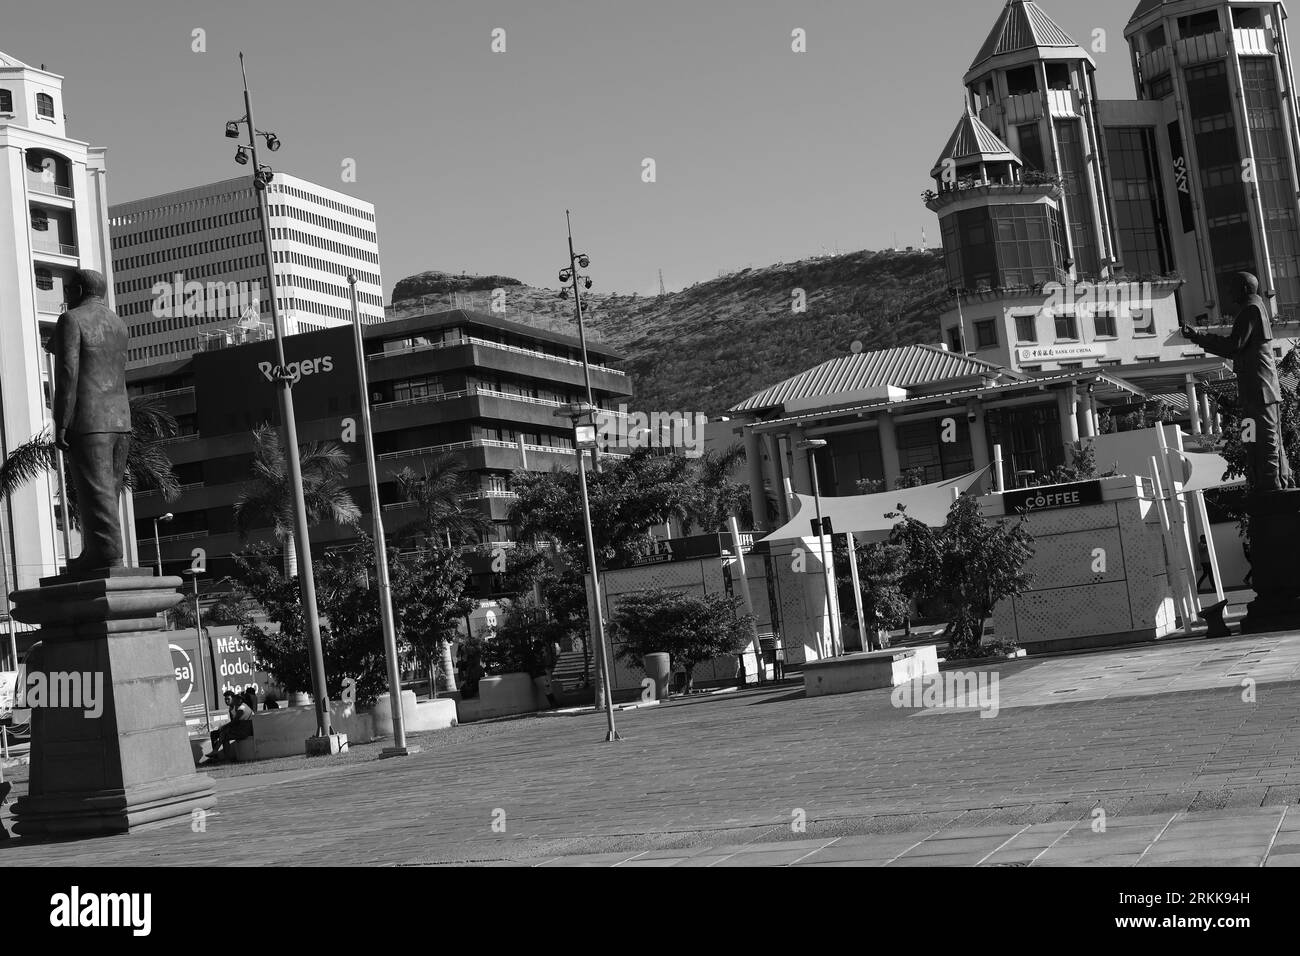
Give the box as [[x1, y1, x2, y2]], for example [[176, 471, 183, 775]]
[[457, 672, 548, 722], [803, 646, 939, 698]]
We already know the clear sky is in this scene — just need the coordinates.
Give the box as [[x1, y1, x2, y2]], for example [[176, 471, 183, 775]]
[[5, 0, 1140, 297]]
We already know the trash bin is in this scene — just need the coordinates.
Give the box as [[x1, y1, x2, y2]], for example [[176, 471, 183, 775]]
[[643, 653, 671, 701]]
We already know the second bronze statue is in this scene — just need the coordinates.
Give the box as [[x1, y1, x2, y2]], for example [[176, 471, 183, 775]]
[[46, 268, 133, 572]]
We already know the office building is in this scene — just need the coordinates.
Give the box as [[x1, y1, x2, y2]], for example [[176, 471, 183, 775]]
[[109, 174, 382, 369], [0, 50, 116, 592], [128, 309, 631, 585]]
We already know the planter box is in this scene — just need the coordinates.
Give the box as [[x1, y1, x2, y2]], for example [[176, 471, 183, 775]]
[[802, 646, 939, 698]]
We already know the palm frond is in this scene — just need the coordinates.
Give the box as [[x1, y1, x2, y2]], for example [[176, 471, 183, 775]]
[[0, 431, 56, 498]]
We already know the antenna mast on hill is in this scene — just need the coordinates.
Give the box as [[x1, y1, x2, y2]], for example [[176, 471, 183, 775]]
[[658, 269, 666, 297]]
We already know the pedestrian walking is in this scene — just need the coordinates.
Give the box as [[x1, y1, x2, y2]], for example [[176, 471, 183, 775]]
[[1196, 535, 1215, 591]]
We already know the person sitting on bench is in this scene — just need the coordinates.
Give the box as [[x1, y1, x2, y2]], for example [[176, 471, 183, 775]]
[[206, 690, 254, 763]]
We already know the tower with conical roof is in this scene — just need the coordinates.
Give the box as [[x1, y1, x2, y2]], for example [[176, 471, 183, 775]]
[[1124, 1, 1300, 321], [1, 50, 120, 594]]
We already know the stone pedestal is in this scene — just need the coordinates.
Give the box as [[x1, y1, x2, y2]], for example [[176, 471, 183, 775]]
[[9, 567, 216, 837], [1243, 489, 1300, 634]]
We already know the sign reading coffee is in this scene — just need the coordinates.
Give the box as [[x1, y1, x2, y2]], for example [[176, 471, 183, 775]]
[[1002, 480, 1103, 515]]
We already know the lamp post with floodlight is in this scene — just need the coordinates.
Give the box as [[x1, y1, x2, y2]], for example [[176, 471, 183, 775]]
[[555, 402, 620, 740], [798, 438, 841, 658], [224, 53, 334, 747]]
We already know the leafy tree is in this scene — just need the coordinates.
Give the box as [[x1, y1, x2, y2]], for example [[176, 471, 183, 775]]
[[232, 424, 361, 578], [1031, 441, 1118, 487], [888, 495, 1034, 658], [392, 451, 494, 548], [609, 587, 753, 692], [834, 538, 910, 647], [0, 395, 182, 511], [854, 468, 928, 495], [683, 444, 753, 532], [230, 538, 473, 706]]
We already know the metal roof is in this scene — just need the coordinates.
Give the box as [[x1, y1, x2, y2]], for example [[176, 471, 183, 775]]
[[746, 369, 1147, 433], [1128, 0, 1167, 24], [932, 105, 1020, 176], [968, 1, 1087, 74], [730, 345, 1007, 414]]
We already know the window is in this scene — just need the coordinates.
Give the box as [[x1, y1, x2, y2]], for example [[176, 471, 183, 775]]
[[1147, 73, 1174, 100], [975, 320, 998, 348], [1145, 25, 1167, 50], [31, 211, 49, 231], [1132, 308, 1156, 334], [1179, 11, 1221, 37], [1016, 123, 1045, 172], [35, 93, 54, 118], [1006, 66, 1037, 96], [1094, 311, 1117, 337], [1233, 7, 1265, 29], [1015, 314, 1038, 342], [1045, 63, 1071, 91], [948, 326, 964, 353], [35, 268, 54, 291], [1105, 127, 1174, 275], [0, 89, 11, 113], [1054, 313, 1078, 339]]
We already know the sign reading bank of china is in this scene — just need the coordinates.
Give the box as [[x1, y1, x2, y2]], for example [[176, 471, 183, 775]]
[[1015, 343, 1107, 364], [1001, 479, 1103, 515]]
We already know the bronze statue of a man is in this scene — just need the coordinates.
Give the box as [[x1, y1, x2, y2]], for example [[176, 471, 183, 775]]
[[1181, 272, 1293, 492], [48, 268, 132, 571]]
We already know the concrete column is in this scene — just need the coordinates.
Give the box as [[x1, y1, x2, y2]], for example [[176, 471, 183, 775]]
[[877, 412, 902, 489], [1200, 388, 1214, 436], [1057, 387, 1080, 454], [1088, 391, 1100, 436], [1077, 390, 1096, 439], [788, 427, 813, 495], [966, 399, 990, 477], [742, 426, 768, 532], [763, 434, 790, 524], [1185, 374, 1202, 435]]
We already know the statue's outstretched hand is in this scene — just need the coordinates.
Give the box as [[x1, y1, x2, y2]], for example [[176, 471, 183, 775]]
[[55, 427, 70, 452]]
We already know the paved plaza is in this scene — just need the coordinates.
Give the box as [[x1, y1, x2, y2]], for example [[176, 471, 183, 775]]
[[4, 631, 1300, 866]]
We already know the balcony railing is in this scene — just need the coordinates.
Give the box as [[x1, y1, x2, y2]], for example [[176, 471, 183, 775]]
[[36, 299, 67, 315], [371, 335, 622, 376], [137, 481, 204, 498], [27, 178, 73, 198], [375, 438, 625, 463], [31, 236, 78, 257], [156, 530, 206, 543], [157, 433, 200, 445]]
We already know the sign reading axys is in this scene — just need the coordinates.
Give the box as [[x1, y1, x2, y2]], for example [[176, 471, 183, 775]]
[[1002, 480, 1103, 515]]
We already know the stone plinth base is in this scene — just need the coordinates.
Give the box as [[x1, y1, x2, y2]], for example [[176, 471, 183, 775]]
[[1243, 490, 1300, 634], [9, 570, 216, 838], [306, 733, 348, 756], [802, 646, 939, 698]]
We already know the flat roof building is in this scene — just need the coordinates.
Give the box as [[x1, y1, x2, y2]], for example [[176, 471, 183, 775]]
[[109, 174, 382, 370], [128, 309, 631, 584]]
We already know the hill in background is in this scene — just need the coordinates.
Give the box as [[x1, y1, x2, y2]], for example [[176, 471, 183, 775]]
[[389, 249, 949, 416]]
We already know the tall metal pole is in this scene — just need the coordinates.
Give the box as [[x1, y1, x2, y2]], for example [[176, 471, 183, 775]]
[[152, 518, 164, 577], [575, 444, 620, 741], [190, 573, 213, 733], [240, 53, 332, 739], [808, 453, 841, 657], [566, 212, 601, 474], [348, 276, 411, 756]]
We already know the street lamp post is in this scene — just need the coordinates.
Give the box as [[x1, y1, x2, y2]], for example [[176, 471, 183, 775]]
[[558, 212, 601, 473], [798, 439, 841, 658], [183, 569, 214, 735], [152, 512, 173, 577], [556, 402, 620, 741], [347, 275, 413, 757], [228, 54, 335, 747]]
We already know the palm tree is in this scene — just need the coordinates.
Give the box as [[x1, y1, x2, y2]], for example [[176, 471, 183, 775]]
[[0, 394, 182, 517], [392, 451, 495, 549], [232, 424, 361, 578]]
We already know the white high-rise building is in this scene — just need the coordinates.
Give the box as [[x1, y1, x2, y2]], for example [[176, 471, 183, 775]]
[[0, 51, 115, 594], [108, 173, 382, 369]]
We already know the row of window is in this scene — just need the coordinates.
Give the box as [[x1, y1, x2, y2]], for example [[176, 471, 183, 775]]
[[114, 231, 260, 273], [271, 183, 375, 223], [0, 88, 54, 117], [272, 249, 380, 288], [1141, 6, 1267, 53], [112, 206, 259, 249], [268, 203, 376, 245], [129, 339, 196, 361], [116, 255, 266, 297], [272, 226, 380, 265], [955, 307, 1156, 351], [110, 190, 259, 229]]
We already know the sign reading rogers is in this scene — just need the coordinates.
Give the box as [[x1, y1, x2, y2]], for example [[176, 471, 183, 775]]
[[258, 355, 334, 384], [1002, 480, 1103, 514]]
